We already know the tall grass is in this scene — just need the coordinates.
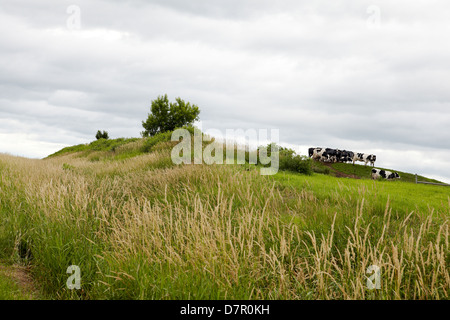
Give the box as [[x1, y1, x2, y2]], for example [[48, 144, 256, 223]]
[[0, 148, 448, 300]]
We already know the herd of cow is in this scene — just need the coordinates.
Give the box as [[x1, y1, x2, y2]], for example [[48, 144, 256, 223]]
[[308, 147, 401, 180], [308, 147, 377, 166]]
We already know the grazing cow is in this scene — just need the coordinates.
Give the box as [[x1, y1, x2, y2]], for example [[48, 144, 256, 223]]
[[310, 148, 334, 162], [308, 147, 318, 158], [312, 148, 325, 160], [339, 150, 354, 163], [371, 169, 400, 180], [328, 149, 355, 163], [325, 148, 339, 162], [353, 153, 376, 166], [320, 152, 335, 163], [332, 149, 350, 163], [310, 147, 355, 163]]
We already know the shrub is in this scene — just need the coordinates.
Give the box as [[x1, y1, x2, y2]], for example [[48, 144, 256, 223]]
[[96, 130, 109, 140], [258, 143, 312, 175], [89, 138, 139, 152], [279, 153, 313, 175], [141, 126, 202, 153], [141, 131, 174, 153]]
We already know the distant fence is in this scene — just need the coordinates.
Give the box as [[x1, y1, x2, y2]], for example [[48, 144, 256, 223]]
[[415, 174, 450, 187]]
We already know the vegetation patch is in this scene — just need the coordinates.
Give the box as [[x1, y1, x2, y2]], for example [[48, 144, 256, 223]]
[[0, 148, 448, 299], [46, 138, 141, 159], [330, 162, 443, 183], [0, 265, 39, 300]]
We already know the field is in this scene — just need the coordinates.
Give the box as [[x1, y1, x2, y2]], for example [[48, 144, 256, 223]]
[[0, 137, 448, 299]]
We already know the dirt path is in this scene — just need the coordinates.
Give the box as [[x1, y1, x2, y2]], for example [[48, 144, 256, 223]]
[[322, 162, 361, 179], [0, 265, 40, 300]]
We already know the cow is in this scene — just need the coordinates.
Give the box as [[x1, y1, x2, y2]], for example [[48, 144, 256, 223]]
[[353, 153, 376, 166], [339, 150, 354, 163], [310, 147, 355, 163], [326, 148, 355, 163], [317, 148, 341, 163], [311, 148, 324, 160], [308, 147, 319, 158], [325, 148, 339, 162], [309, 148, 333, 162], [310, 147, 347, 163], [371, 169, 400, 180], [320, 152, 335, 163]]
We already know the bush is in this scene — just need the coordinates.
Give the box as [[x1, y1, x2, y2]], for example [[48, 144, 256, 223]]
[[89, 138, 139, 152], [141, 131, 174, 153], [279, 153, 313, 175], [258, 144, 312, 175], [96, 130, 109, 140], [141, 126, 202, 153]]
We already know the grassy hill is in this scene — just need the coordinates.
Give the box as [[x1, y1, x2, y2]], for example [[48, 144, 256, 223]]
[[0, 135, 448, 300], [311, 160, 444, 184], [47, 137, 444, 183], [46, 137, 143, 160]]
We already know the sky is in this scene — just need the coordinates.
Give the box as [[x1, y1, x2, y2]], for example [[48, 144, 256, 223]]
[[1, 0, 450, 182]]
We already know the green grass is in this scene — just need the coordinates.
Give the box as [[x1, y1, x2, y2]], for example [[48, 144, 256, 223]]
[[273, 171, 450, 217], [0, 266, 37, 300], [46, 138, 141, 159], [330, 162, 444, 184], [0, 274, 27, 300], [0, 137, 448, 300]]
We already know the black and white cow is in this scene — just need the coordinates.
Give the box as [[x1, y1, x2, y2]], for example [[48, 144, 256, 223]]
[[310, 148, 333, 162], [310, 147, 357, 163], [353, 153, 376, 166], [308, 147, 318, 158], [311, 148, 324, 160], [325, 148, 339, 162], [324, 148, 346, 163], [338, 150, 354, 163], [310, 147, 345, 163], [371, 169, 400, 180], [321, 152, 335, 163]]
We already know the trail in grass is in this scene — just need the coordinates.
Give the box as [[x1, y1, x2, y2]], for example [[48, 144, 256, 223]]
[[321, 162, 361, 179], [0, 265, 40, 300]]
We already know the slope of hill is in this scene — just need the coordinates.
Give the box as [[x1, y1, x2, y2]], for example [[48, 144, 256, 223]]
[[0, 135, 448, 300], [311, 160, 444, 184], [47, 137, 443, 184], [45, 137, 143, 160]]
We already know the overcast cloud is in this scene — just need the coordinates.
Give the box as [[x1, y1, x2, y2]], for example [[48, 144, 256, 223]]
[[1, 1, 450, 182]]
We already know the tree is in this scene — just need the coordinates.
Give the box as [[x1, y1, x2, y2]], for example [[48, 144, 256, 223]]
[[96, 130, 109, 140], [141, 94, 200, 137]]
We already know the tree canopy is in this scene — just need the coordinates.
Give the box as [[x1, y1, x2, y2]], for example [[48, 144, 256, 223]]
[[142, 94, 200, 137], [95, 130, 109, 140]]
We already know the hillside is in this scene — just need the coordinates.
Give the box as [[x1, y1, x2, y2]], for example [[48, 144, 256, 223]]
[[0, 135, 448, 300], [47, 136, 443, 183], [312, 160, 444, 184], [45, 137, 143, 160]]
